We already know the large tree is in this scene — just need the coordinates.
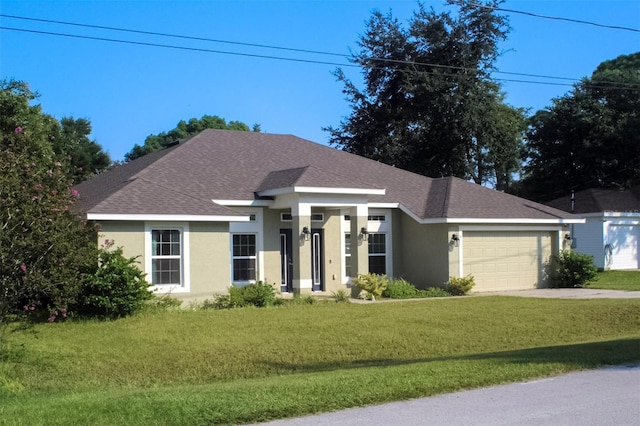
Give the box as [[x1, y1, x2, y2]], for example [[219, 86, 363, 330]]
[[57, 117, 111, 183], [519, 52, 640, 202], [326, 0, 525, 189], [125, 115, 259, 161], [0, 80, 98, 330]]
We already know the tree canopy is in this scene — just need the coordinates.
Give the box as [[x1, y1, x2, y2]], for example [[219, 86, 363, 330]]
[[58, 117, 111, 183], [125, 115, 259, 161], [519, 52, 640, 202], [0, 80, 99, 326], [326, 0, 526, 190]]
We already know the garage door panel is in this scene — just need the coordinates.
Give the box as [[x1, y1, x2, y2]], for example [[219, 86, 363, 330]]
[[463, 231, 552, 292], [608, 225, 639, 270]]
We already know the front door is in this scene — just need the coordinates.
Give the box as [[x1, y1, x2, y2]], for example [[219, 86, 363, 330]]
[[279, 229, 293, 292], [311, 228, 324, 291]]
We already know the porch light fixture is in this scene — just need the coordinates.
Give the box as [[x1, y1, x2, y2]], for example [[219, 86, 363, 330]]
[[564, 234, 572, 244], [301, 226, 311, 241], [450, 234, 460, 247], [360, 227, 369, 242]]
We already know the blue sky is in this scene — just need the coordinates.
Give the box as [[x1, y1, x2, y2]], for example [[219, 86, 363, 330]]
[[1, 0, 638, 161]]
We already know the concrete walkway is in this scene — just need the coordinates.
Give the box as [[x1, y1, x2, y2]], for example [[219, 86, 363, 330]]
[[259, 365, 640, 426], [349, 288, 640, 303]]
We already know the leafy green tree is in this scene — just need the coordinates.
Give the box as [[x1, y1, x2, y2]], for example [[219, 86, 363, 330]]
[[58, 117, 111, 183], [519, 52, 640, 202], [0, 80, 98, 332], [326, 0, 524, 189], [125, 115, 260, 161]]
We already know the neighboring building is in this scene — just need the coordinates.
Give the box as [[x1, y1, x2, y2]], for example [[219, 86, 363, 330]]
[[546, 187, 640, 270], [77, 130, 580, 301]]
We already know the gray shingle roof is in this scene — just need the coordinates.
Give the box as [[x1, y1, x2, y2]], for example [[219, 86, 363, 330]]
[[545, 186, 640, 214], [77, 129, 575, 221]]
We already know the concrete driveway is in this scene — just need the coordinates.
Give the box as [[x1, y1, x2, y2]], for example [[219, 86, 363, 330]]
[[476, 288, 640, 299], [258, 365, 640, 426]]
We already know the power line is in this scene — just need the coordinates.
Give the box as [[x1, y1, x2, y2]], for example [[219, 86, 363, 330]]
[[463, 1, 640, 33], [1, 24, 639, 92], [0, 13, 625, 87], [0, 14, 348, 59], [0, 26, 352, 68]]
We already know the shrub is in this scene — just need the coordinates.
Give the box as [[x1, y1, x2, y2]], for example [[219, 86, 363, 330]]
[[383, 278, 419, 299], [445, 275, 475, 296], [383, 279, 452, 299], [146, 295, 182, 311], [229, 281, 277, 307], [75, 243, 153, 319], [199, 295, 233, 310], [331, 289, 350, 303], [291, 295, 316, 305], [555, 250, 598, 288], [353, 274, 389, 300], [420, 287, 451, 298]]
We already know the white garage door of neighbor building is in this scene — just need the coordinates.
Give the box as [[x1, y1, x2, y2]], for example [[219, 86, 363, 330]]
[[607, 225, 639, 270], [463, 231, 553, 292]]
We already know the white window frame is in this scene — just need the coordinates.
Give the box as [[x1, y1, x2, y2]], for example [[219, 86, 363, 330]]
[[145, 222, 190, 294], [231, 233, 258, 284], [230, 208, 264, 285], [367, 232, 387, 275], [367, 210, 392, 276]]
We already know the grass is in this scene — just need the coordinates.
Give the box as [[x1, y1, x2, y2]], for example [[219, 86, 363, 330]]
[[587, 270, 640, 291], [1, 297, 639, 425]]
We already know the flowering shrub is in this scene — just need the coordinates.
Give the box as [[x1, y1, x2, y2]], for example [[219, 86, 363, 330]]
[[0, 80, 98, 331]]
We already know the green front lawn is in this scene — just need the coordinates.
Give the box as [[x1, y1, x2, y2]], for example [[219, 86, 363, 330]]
[[1, 297, 639, 425], [587, 270, 640, 291]]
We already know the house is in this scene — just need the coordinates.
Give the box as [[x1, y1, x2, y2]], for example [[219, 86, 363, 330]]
[[546, 187, 640, 270], [76, 130, 581, 301]]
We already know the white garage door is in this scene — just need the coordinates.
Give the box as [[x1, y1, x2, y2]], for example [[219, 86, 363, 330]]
[[463, 231, 553, 292], [608, 225, 639, 270]]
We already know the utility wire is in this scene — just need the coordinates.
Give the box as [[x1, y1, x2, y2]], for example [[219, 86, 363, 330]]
[[0, 14, 348, 59], [4, 13, 636, 88], [2, 25, 639, 91], [462, 1, 640, 33]]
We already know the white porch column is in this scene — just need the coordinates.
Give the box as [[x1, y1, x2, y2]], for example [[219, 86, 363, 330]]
[[292, 202, 312, 294]]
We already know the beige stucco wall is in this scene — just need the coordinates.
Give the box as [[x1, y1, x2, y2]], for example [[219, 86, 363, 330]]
[[98, 221, 232, 304], [395, 214, 450, 289], [262, 208, 283, 285], [321, 209, 345, 294], [98, 222, 145, 267], [188, 222, 230, 301]]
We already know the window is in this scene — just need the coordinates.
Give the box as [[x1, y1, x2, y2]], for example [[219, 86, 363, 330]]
[[343, 214, 386, 221], [232, 234, 257, 281], [344, 233, 351, 277], [281, 212, 293, 222], [311, 213, 324, 222], [368, 233, 386, 275], [151, 229, 182, 285]]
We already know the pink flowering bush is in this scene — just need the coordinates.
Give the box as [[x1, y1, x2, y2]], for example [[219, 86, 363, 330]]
[[0, 80, 98, 329]]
